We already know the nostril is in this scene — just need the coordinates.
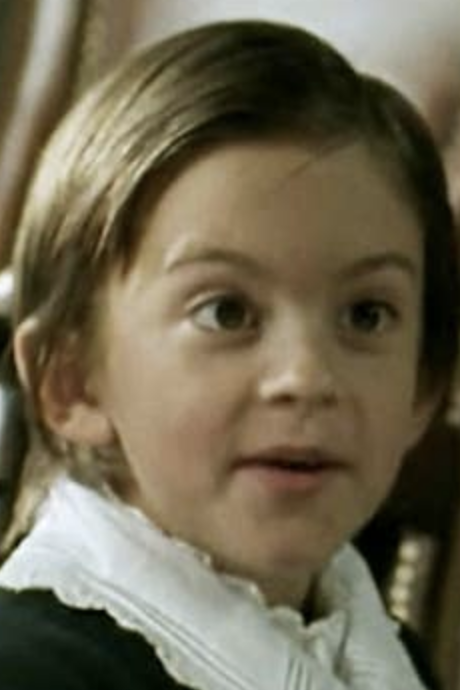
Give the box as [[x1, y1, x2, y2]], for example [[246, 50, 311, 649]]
[[258, 360, 338, 407]]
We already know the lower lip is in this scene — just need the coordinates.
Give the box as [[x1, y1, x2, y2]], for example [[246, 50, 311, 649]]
[[236, 463, 339, 493]]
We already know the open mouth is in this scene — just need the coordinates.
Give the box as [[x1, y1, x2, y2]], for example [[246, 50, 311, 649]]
[[235, 448, 347, 492]]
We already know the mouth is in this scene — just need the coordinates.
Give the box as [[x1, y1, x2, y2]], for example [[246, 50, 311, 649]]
[[234, 446, 348, 493]]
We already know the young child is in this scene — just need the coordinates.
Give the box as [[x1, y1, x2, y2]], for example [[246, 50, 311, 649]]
[[0, 19, 457, 690]]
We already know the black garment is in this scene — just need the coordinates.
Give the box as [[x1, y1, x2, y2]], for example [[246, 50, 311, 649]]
[[0, 588, 441, 690], [0, 588, 189, 689], [398, 625, 442, 690]]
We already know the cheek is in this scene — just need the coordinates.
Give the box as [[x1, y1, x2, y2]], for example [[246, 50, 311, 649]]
[[365, 401, 417, 492], [105, 354, 245, 474], [357, 359, 420, 459]]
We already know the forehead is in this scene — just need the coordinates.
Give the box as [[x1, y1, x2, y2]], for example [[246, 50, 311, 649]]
[[119, 138, 422, 288]]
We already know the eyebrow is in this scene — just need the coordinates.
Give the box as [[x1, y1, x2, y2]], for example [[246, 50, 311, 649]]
[[164, 245, 265, 275], [339, 252, 420, 283]]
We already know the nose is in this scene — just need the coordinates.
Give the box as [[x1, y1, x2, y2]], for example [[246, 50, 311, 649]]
[[258, 325, 340, 410]]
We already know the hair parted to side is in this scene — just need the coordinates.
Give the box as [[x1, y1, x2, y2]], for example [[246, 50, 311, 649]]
[[5, 19, 459, 550]]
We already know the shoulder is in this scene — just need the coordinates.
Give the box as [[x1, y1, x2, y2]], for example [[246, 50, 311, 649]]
[[0, 588, 187, 690]]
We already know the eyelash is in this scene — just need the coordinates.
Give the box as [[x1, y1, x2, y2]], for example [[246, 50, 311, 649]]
[[190, 292, 259, 334], [340, 299, 400, 337]]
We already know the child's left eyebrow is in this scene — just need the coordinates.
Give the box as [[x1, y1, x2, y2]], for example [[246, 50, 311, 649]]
[[340, 252, 420, 283]]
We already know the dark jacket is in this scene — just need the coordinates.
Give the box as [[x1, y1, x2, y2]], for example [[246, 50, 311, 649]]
[[0, 588, 189, 689]]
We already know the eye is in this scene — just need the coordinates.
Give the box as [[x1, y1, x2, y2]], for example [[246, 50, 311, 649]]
[[191, 293, 258, 332], [342, 299, 398, 335]]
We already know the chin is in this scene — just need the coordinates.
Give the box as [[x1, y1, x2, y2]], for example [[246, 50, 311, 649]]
[[235, 546, 324, 592]]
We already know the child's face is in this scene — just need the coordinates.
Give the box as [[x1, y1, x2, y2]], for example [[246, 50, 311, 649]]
[[90, 139, 432, 607]]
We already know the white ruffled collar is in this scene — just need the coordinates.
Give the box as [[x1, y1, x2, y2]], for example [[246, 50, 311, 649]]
[[0, 476, 426, 690]]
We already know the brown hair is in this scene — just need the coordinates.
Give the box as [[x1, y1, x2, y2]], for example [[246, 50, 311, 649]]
[[4, 19, 459, 550]]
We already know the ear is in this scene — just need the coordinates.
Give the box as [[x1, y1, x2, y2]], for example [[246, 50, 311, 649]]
[[14, 318, 115, 447]]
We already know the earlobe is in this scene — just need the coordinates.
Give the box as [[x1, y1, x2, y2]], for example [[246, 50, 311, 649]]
[[14, 319, 115, 447], [50, 401, 115, 447], [40, 348, 116, 447]]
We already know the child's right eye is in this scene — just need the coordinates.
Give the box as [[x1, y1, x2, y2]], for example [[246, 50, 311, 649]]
[[191, 293, 258, 333]]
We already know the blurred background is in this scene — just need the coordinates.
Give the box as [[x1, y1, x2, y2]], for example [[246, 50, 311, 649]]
[[0, 1, 459, 687]]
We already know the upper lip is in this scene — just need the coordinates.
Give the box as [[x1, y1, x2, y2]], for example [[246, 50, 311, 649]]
[[235, 445, 349, 470]]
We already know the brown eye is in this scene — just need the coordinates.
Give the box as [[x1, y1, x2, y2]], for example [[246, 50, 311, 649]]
[[345, 300, 398, 334], [192, 294, 258, 332]]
